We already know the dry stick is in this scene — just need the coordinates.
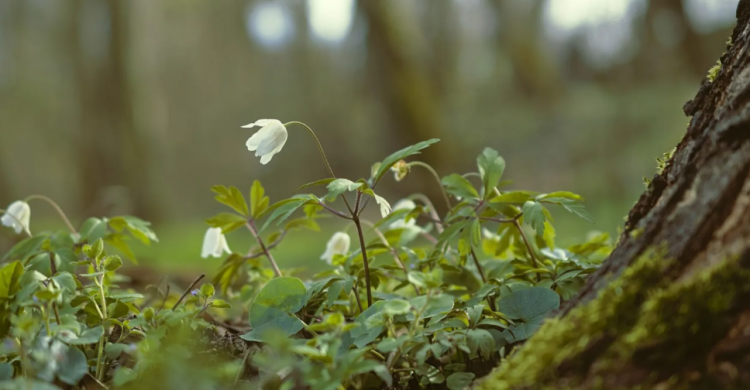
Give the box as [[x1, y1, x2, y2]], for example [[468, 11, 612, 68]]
[[246, 221, 282, 277], [172, 274, 205, 310]]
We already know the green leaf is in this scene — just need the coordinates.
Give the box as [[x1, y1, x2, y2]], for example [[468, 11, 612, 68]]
[[539, 197, 593, 223], [0, 261, 23, 298], [57, 345, 88, 385], [407, 294, 454, 320], [498, 287, 559, 342], [284, 218, 320, 232], [326, 279, 345, 307], [326, 178, 362, 202], [211, 185, 250, 216], [362, 189, 391, 218], [539, 191, 584, 202], [0, 363, 12, 380], [105, 234, 137, 264], [250, 180, 270, 218], [382, 299, 411, 315], [66, 326, 105, 345], [298, 177, 336, 190], [260, 195, 312, 232], [241, 308, 303, 342], [205, 212, 247, 234], [51, 272, 76, 292], [442, 174, 479, 199], [2, 234, 47, 261], [200, 283, 215, 298], [542, 220, 555, 250], [249, 276, 307, 331], [477, 148, 506, 200], [522, 201, 545, 237], [374, 139, 441, 182], [103, 256, 123, 272], [467, 329, 496, 360], [79, 217, 107, 243], [351, 301, 387, 348], [489, 190, 537, 204], [446, 372, 475, 390], [108, 216, 158, 245]]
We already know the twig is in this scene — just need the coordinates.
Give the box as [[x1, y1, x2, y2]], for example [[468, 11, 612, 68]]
[[246, 221, 282, 277], [318, 202, 352, 220], [352, 280, 364, 313], [244, 230, 288, 259], [172, 274, 205, 310], [353, 217, 373, 307]]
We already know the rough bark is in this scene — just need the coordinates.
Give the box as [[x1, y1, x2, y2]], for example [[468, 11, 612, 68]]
[[478, 1, 750, 388]]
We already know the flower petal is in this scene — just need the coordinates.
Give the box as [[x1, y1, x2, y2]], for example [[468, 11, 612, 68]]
[[254, 123, 288, 156], [241, 119, 278, 129], [201, 227, 222, 258]]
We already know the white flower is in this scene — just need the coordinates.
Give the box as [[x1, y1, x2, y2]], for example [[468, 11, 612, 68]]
[[390, 199, 417, 230], [321, 232, 350, 265], [241, 119, 288, 165], [201, 227, 231, 258], [1, 201, 30, 235], [482, 228, 499, 241]]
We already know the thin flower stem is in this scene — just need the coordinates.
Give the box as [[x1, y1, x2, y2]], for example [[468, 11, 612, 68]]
[[469, 248, 488, 284], [407, 161, 452, 211], [352, 280, 364, 313], [24, 195, 79, 239], [0, 209, 32, 237], [246, 221, 282, 277], [284, 121, 356, 215], [409, 193, 444, 233], [284, 121, 336, 179], [513, 219, 542, 282], [95, 273, 108, 381], [232, 349, 251, 390], [360, 219, 420, 295], [352, 217, 373, 307]]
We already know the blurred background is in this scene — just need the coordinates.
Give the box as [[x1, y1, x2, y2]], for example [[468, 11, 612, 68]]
[[0, 0, 738, 275]]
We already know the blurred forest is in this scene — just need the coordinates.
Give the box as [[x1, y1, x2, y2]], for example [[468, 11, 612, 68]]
[[0, 0, 738, 272]]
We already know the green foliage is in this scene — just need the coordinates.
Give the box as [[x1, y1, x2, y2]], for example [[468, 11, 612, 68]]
[[0, 136, 610, 390]]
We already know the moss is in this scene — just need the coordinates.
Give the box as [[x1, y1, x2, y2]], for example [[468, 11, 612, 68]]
[[477, 248, 670, 390], [656, 148, 675, 175], [602, 257, 750, 369], [629, 228, 644, 238], [707, 60, 722, 83]]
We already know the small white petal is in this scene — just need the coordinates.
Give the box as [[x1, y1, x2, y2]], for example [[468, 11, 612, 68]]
[[321, 232, 350, 265], [393, 199, 416, 212], [201, 227, 227, 259], [1, 201, 30, 235], [260, 153, 274, 165], [241, 119, 277, 128]]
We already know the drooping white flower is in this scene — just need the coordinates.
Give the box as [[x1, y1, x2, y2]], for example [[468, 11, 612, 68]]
[[201, 227, 231, 258], [1, 201, 30, 235], [241, 119, 288, 165], [321, 232, 350, 265]]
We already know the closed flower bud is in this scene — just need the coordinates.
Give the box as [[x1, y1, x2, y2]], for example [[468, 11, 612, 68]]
[[391, 160, 410, 182]]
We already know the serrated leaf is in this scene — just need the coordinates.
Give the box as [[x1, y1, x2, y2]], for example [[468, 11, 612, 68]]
[[442, 174, 479, 199], [477, 148, 506, 200], [446, 372, 475, 390], [108, 216, 158, 245], [79, 217, 107, 243], [522, 201, 545, 237], [211, 185, 249, 216], [0, 261, 23, 298], [260, 195, 313, 232], [210, 299, 231, 309], [2, 235, 47, 261], [205, 212, 247, 234], [298, 177, 336, 190], [250, 180, 270, 218], [326, 179, 362, 202]]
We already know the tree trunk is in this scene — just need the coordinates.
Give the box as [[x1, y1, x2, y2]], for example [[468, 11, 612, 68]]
[[478, 1, 750, 388]]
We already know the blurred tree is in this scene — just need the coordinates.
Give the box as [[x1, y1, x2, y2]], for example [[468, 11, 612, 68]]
[[490, 0, 561, 99], [69, 0, 152, 218], [480, 4, 750, 387]]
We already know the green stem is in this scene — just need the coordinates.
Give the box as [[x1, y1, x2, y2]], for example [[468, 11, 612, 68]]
[[95, 275, 108, 381], [361, 219, 420, 295], [407, 161, 452, 211], [24, 195, 79, 239], [246, 221, 282, 277], [284, 121, 356, 215], [233, 349, 252, 390], [0, 209, 32, 237], [513, 219, 542, 282], [409, 193, 444, 233], [352, 217, 373, 307]]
